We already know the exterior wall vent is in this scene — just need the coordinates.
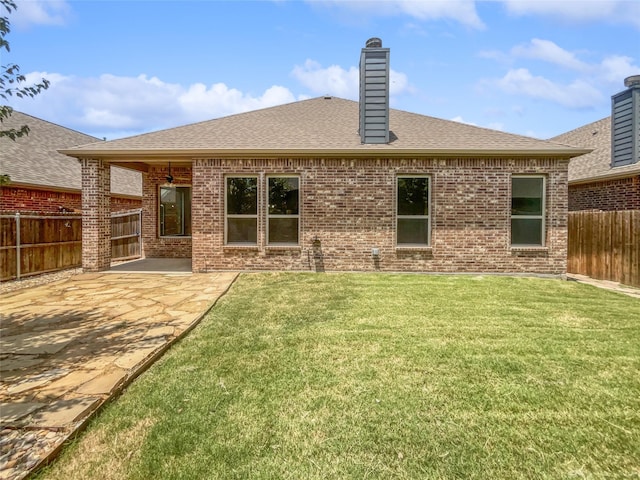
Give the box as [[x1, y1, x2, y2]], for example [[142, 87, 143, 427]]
[[359, 37, 390, 144], [611, 74, 640, 167]]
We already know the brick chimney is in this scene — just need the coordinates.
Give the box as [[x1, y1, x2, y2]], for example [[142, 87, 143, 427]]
[[359, 37, 390, 144]]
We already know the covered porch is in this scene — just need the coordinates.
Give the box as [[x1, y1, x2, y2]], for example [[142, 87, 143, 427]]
[[80, 158, 195, 273]]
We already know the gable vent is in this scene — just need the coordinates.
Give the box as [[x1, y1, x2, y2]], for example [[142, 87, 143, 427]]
[[359, 37, 390, 144], [611, 74, 640, 167]]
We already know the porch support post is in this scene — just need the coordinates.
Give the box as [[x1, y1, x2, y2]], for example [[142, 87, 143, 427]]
[[81, 158, 111, 271], [192, 159, 206, 273]]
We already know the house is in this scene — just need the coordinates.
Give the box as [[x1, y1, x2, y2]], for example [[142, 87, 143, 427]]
[[61, 38, 588, 275], [551, 76, 640, 211], [0, 111, 142, 213]]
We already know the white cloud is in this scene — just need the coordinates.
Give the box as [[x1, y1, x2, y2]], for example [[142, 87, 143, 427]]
[[291, 59, 411, 99], [598, 55, 639, 84], [311, 0, 640, 29], [309, 0, 484, 29], [178, 83, 297, 119], [508, 40, 640, 84], [451, 116, 504, 131], [394, 0, 484, 28], [9, 72, 300, 138], [496, 68, 603, 108], [500, 0, 640, 28], [480, 38, 639, 109], [451, 115, 477, 126], [10, 0, 72, 28], [292, 60, 360, 98], [511, 39, 589, 72]]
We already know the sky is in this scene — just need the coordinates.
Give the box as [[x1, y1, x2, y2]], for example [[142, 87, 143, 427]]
[[3, 0, 640, 141]]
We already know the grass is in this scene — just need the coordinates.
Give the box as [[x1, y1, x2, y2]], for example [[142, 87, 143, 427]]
[[37, 273, 640, 479]]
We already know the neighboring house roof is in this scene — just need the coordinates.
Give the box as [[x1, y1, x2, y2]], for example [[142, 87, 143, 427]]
[[551, 117, 640, 184], [61, 97, 588, 160], [1, 111, 142, 197]]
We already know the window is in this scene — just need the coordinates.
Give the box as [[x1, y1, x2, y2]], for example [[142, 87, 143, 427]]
[[159, 186, 191, 237], [511, 176, 545, 246], [268, 176, 299, 245], [397, 176, 430, 246], [226, 176, 258, 244]]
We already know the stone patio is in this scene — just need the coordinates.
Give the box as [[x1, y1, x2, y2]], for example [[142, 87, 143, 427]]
[[0, 270, 237, 480]]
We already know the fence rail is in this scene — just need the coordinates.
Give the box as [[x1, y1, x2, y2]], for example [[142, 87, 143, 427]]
[[1, 209, 142, 281], [568, 210, 639, 288]]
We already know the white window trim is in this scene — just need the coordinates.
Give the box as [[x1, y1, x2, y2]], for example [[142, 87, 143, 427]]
[[266, 175, 300, 246], [158, 184, 192, 238], [511, 175, 546, 247], [396, 175, 431, 247], [225, 175, 259, 245]]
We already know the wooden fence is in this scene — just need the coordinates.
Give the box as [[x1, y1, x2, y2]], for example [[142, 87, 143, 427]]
[[0, 209, 142, 281], [111, 210, 143, 262], [568, 210, 640, 288]]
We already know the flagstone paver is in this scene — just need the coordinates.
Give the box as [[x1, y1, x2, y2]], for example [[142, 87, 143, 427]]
[[0, 270, 237, 480]]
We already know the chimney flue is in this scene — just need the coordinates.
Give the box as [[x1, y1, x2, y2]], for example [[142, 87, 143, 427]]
[[359, 38, 390, 144], [366, 37, 382, 48], [624, 75, 640, 88]]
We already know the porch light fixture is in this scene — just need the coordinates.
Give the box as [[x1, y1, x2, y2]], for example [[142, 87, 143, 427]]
[[165, 162, 174, 186]]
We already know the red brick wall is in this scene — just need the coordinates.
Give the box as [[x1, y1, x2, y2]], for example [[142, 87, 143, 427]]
[[111, 196, 142, 212], [569, 175, 640, 211], [0, 187, 81, 212], [0, 186, 140, 214], [142, 166, 192, 258], [169, 157, 570, 275]]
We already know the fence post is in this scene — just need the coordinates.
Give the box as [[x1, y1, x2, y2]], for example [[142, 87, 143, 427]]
[[137, 209, 142, 257], [15, 212, 21, 280]]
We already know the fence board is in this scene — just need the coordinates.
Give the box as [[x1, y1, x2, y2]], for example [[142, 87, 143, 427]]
[[568, 210, 639, 288], [0, 209, 142, 281]]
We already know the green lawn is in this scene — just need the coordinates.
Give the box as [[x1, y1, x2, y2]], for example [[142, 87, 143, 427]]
[[38, 273, 640, 480]]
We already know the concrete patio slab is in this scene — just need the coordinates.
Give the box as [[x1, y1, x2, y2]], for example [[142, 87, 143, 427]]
[[0, 269, 237, 480], [109, 258, 192, 273], [0, 403, 45, 424], [26, 398, 102, 428]]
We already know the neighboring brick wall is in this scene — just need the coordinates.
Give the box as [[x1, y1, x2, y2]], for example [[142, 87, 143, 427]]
[[0, 186, 141, 213], [110, 196, 142, 212], [0, 187, 81, 212], [569, 175, 640, 211], [81, 159, 111, 271], [180, 157, 569, 275], [141, 166, 192, 258]]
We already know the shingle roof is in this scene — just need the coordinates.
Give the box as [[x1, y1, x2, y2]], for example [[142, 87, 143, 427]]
[[1, 111, 141, 197], [551, 117, 640, 183], [61, 97, 587, 159]]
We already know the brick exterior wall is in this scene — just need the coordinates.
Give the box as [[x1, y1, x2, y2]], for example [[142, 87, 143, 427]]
[[568, 175, 640, 211], [81, 159, 111, 271], [0, 186, 81, 212], [141, 156, 570, 275], [141, 166, 192, 258], [0, 186, 141, 213], [111, 196, 142, 212]]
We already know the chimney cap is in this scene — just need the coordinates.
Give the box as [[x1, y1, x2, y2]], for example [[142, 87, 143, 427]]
[[624, 75, 640, 88], [365, 37, 382, 48]]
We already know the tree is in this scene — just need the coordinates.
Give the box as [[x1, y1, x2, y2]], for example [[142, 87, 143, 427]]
[[1, 0, 50, 141]]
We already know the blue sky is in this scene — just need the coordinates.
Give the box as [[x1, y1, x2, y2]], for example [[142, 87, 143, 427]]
[[4, 0, 640, 141]]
